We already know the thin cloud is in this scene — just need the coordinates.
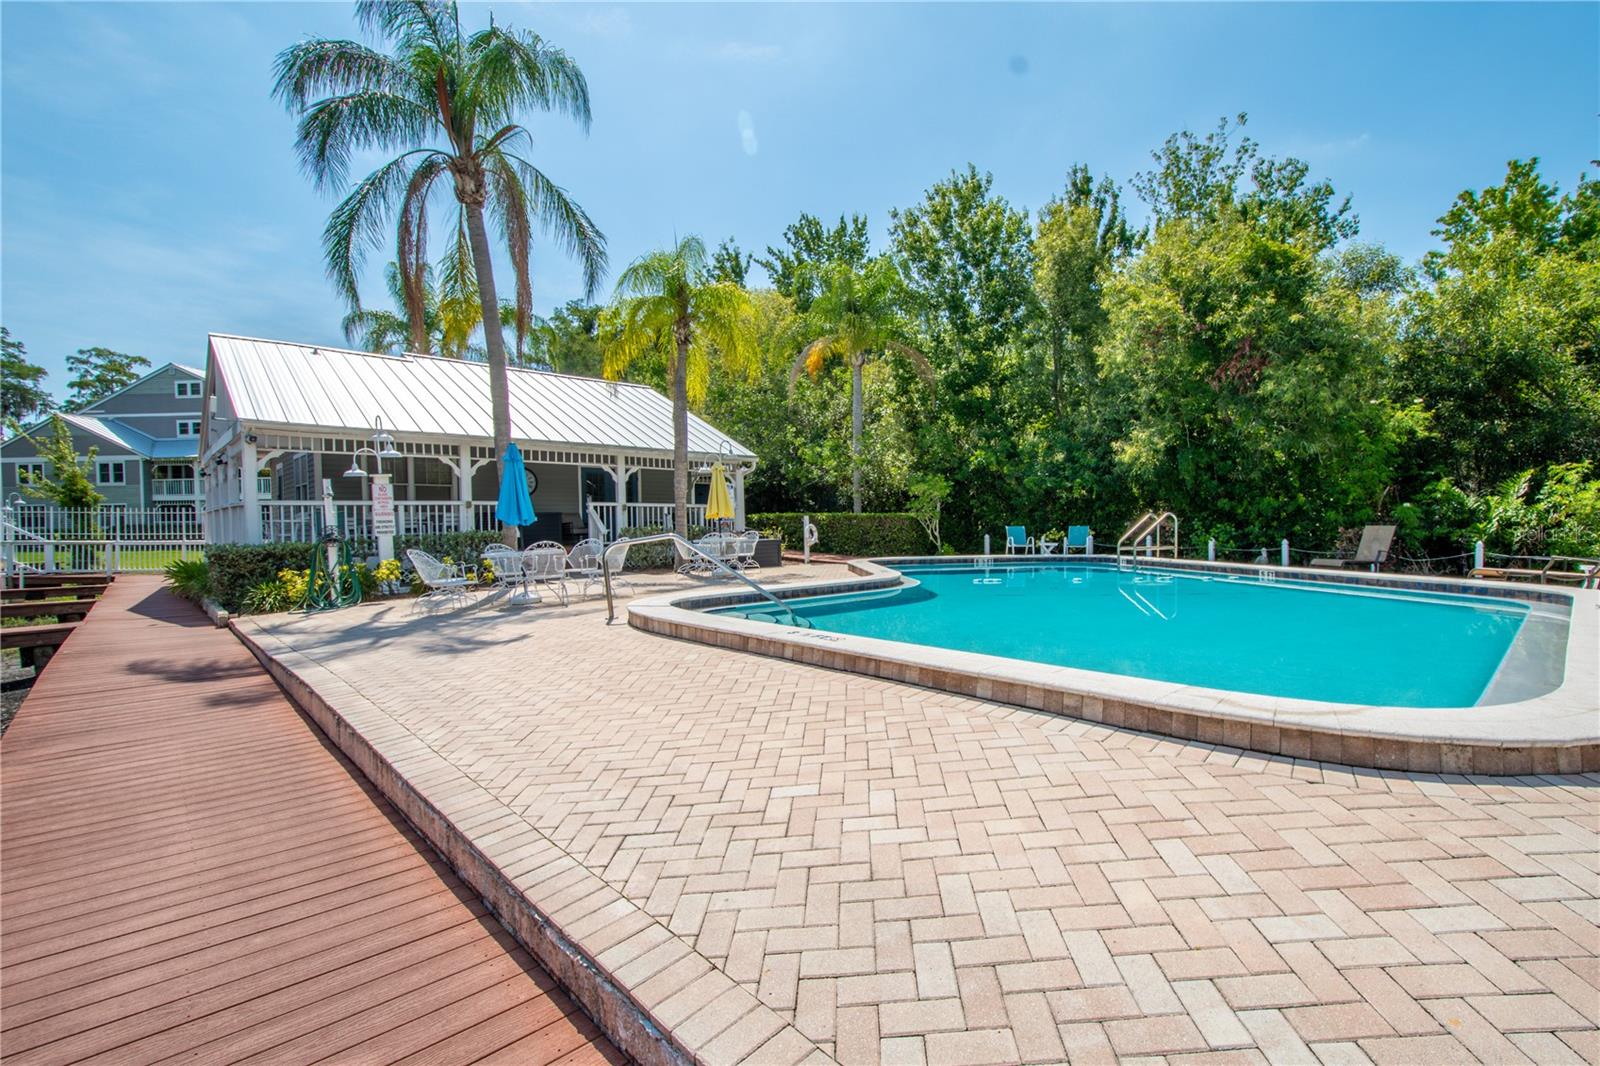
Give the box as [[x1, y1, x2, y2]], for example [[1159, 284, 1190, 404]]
[[575, 8, 632, 37]]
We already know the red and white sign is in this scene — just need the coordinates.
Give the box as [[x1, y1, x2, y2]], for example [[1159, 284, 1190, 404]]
[[371, 477, 396, 536]]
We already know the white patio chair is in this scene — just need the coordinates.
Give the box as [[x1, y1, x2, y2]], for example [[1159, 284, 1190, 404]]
[[564, 537, 605, 597], [405, 549, 477, 607], [483, 544, 533, 604], [523, 546, 570, 606], [732, 531, 761, 571]]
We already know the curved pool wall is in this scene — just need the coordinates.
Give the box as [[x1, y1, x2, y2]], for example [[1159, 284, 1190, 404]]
[[628, 556, 1600, 776]]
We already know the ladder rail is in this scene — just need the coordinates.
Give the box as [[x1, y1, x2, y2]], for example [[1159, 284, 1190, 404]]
[[1116, 511, 1180, 565]]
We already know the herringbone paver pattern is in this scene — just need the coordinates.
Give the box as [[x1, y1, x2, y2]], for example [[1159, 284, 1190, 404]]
[[248, 573, 1600, 1065]]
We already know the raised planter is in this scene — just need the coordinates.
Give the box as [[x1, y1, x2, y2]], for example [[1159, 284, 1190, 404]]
[[752, 536, 782, 568]]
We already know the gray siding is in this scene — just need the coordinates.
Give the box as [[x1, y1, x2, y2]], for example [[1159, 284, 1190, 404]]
[[84, 366, 203, 419]]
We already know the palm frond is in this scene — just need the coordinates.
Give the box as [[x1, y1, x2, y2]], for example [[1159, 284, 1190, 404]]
[[323, 153, 425, 309], [396, 154, 447, 348], [465, 26, 591, 132], [484, 150, 534, 351], [271, 39, 411, 111], [501, 152, 607, 298], [293, 90, 436, 191], [355, 0, 457, 56]]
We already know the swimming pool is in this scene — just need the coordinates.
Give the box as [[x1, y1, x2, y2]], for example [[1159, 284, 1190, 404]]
[[716, 562, 1542, 707]]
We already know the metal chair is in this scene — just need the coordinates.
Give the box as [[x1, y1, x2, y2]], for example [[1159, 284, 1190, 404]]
[[523, 546, 569, 606], [564, 537, 605, 596], [404, 549, 476, 607]]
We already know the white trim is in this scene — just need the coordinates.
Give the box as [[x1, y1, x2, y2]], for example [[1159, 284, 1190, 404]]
[[95, 459, 128, 485], [175, 379, 203, 399]]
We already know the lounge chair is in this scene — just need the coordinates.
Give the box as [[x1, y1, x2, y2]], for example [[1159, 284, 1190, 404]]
[[1064, 526, 1091, 555], [1004, 526, 1034, 554], [405, 549, 477, 606], [1310, 525, 1395, 572], [1471, 555, 1600, 589]]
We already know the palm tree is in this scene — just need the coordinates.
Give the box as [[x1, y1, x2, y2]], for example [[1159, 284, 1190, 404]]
[[604, 236, 757, 536], [273, 0, 606, 542], [790, 257, 933, 512], [344, 261, 534, 360]]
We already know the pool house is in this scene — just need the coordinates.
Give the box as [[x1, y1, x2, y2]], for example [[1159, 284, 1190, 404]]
[[198, 334, 757, 548]]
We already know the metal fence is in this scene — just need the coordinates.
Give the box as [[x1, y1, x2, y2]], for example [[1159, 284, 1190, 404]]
[[2, 505, 206, 574]]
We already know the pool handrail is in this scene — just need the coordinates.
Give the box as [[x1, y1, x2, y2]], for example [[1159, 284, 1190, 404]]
[[1117, 511, 1179, 564], [601, 531, 800, 626]]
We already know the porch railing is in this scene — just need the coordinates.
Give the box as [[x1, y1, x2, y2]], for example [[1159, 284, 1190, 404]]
[[152, 478, 198, 498]]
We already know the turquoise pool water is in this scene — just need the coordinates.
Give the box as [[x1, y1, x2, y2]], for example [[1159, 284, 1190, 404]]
[[717, 563, 1535, 707]]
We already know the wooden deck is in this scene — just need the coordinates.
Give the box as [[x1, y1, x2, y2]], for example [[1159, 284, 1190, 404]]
[[0, 576, 625, 1066]]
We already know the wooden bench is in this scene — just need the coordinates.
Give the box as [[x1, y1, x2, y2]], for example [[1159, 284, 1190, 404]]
[[1, 622, 80, 672], [0, 598, 97, 623]]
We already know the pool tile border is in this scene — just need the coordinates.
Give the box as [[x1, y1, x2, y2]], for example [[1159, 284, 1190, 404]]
[[629, 556, 1599, 777]]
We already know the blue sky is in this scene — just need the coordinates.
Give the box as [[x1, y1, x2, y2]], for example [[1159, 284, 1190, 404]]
[[3, 2, 1595, 400]]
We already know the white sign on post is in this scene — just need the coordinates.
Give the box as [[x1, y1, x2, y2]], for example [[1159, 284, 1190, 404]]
[[371, 474, 397, 563], [371, 476, 396, 536]]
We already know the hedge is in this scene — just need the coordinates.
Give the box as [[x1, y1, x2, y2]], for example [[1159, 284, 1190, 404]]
[[207, 530, 507, 611], [748, 512, 932, 557]]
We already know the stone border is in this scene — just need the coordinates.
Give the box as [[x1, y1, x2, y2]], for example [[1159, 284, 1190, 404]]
[[230, 620, 827, 1066], [629, 556, 1599, 776]]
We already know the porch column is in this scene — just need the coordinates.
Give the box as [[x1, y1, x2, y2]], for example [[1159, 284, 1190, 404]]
[[734, 465, 747, 530], [455, 443, 473, 531], [241, 438, 262, 544], [615, 452, 629, 534]]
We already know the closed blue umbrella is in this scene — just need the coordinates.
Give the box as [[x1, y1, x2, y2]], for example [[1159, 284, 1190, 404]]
[[496, 443, 536, 530]]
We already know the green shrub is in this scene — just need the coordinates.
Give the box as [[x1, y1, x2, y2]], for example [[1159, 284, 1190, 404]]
[[396, 530, 504, 563], [241, 576, 294, 615], [207, 543, 317, 612], [163, 557, 211, 604], [747, 512, 928, 557]]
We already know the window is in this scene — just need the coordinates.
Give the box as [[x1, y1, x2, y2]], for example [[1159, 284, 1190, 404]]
[[96, 461, 126, 485], [176, 419, 201, 437], [175, 380, 202, 398], [15, 462, 45, 485]]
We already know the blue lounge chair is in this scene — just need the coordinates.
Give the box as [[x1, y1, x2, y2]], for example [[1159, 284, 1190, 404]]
[[1065, 525, 1092, 555], [1004, 526, 1034, 554]]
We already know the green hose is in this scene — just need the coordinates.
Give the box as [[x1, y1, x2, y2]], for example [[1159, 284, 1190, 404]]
[[303, 527, 363, 612]]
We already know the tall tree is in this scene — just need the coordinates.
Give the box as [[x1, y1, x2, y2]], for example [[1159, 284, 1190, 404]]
[[1033, 164, 1137, 407], [63, 347, 150, 411], [1399, 159, 1600, 488], [603, 236, 758, 535], [274, 0, 607, 542], [527, 300, 604, 375], [890, 166, 1034, 544], [758, 213, 870, 311], [710, 238, 754, 286], [1132, 113, 1358, 252], [1, 328, 51, 428], [789, 258, 932, 512]]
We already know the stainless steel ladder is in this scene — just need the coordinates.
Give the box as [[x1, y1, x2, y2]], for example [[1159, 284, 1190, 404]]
[[1116, 511, 1179, 568]]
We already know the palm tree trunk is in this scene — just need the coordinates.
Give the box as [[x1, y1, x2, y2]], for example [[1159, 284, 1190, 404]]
[[672, 323, 691, 538], [850, 353, 865, 514], [465, 203, 517, 547]]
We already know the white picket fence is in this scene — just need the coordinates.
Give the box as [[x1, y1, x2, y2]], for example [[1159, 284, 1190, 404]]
[[1, 505, 206, 574]]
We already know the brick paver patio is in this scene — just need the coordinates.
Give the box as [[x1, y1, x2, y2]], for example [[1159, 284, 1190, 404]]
[[241, 570, 1600, 1065]]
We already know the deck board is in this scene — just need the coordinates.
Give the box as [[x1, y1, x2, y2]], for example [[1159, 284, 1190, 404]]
[[0, 576, 625, 1066]]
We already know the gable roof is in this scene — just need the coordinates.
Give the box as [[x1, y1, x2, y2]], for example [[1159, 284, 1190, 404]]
[[206, 334, 756, 460], [78, 361, 205, 415], [0, 412, 197, 460]]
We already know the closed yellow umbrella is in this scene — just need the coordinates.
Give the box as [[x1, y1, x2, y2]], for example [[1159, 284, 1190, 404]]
[[706, 460, 735, 523]]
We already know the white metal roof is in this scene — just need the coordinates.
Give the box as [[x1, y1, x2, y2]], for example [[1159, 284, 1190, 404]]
[[206, 334, 756, 460]]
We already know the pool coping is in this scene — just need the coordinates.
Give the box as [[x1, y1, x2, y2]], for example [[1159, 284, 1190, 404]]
[[628, 555, 1600, 776]]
